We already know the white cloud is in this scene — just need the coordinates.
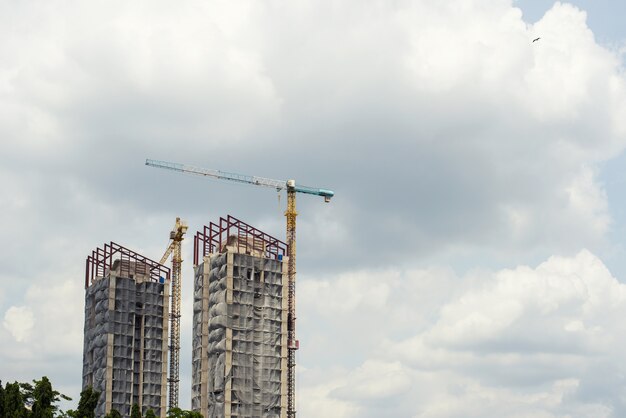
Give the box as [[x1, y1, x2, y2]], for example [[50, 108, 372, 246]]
[[0, 278, 85, 390], [332, 360, 412, 400], [297, 365, 362, 418], [4, 306, 35, 342], [1, 0, 624, 266], [300, 270, 392, 314], [24, 280, 85, 355], [300, 250, 626, 417], [407, 376, 613, 418], [565, 166, 610, 236]]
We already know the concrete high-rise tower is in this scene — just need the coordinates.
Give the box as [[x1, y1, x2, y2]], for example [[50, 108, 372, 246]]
[[192, 216, 289, 417], [83, 242, 171, 418]]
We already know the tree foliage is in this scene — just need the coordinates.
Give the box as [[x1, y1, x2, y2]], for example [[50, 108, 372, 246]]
[[28, 376, 72, 418], [0, 378, 208, 418], [104, 408, 122, 418], [0, 380, 5, 418], [66, 386, 99, 418], [1, 377, 72, 418], [167, 407, 203, 418], [4, 381, 27, 418], [131, 403, 142, 418], [31, 377, 54, 418]]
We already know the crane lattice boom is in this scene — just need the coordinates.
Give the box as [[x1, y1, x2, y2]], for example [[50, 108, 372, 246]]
[[146, 159, 333, 418], [161, 217, 187, 410], [146, 159, 334, 201]]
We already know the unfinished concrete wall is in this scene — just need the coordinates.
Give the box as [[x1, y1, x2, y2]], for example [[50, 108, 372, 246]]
[[83, 263, 169, 418], [192, 250, 288, 417]]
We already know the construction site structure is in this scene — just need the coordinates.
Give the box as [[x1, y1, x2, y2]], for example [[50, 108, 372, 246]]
[[160, 217, 188, 410], [146, 159, 334, 417], [191, 215, 289, 417], [83, 242, 171, 418]]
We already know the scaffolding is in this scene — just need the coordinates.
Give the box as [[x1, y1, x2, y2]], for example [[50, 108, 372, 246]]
[[192, 216, 289, 417], [83, 242, 171, 418]]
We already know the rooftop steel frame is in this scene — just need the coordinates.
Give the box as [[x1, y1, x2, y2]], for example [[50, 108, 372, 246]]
[[85, 241, 170, 288], [193, 215, 288, 266]]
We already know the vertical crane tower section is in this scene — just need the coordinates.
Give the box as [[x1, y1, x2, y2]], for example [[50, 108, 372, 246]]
[[285, 183, 298, 418], [145, 159, 334, 418], [160, 217, 188, 410]]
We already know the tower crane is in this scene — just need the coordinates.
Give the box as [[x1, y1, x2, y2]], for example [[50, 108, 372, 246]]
[[145, 159, 334, 418], [159, 217, 188, 410]]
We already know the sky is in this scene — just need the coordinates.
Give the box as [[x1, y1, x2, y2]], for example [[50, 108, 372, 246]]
[[2, 0, 626, 417]]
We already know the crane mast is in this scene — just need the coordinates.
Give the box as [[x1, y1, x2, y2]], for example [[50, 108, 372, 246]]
[[146, 159, 333, 418], [160, 217, 188, 410], [285, 186, 297, 417]]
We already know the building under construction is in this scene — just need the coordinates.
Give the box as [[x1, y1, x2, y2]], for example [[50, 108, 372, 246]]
[[83, 242, 171, 418], [191, 216, 289, 417]]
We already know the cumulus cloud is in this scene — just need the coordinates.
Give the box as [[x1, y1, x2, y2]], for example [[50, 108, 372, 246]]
[[298, 367, 361, 418], [0, 278, 85, 400], [417, 250, 624, 357], [299, 250, 626, 417], [1, 0, 624, 270], [3, 306, 35, 342]]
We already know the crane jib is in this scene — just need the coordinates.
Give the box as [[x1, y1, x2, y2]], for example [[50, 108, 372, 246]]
[[146, 158, 334, 199]]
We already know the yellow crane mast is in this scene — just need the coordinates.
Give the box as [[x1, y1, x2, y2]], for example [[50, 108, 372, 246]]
[[285, 185, 298, 417], [160, 217, 188, 410]]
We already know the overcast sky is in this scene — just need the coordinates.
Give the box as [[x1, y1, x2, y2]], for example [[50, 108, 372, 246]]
[[2, 1, 626, 417]]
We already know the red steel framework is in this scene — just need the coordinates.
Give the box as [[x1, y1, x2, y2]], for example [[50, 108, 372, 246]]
[[85, 241, 171, 288], [193, 215, 288, 265]]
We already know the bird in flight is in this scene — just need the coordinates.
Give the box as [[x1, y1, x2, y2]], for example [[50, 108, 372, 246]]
[[532, 37, 541, 43]]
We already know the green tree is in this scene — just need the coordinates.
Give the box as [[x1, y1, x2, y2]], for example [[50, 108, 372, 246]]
[[144, 409, 156, 418], [66, 386, 99, 418], [131, 403, 142, 418], [166, 408, 184, 418], [31, 377, 53, 418], [4, 381, 27, 418], [28, 376, 72, 418], [104, 408, 122, 418], [167, 408, 202, 418], [0, 380, 5, 418]]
